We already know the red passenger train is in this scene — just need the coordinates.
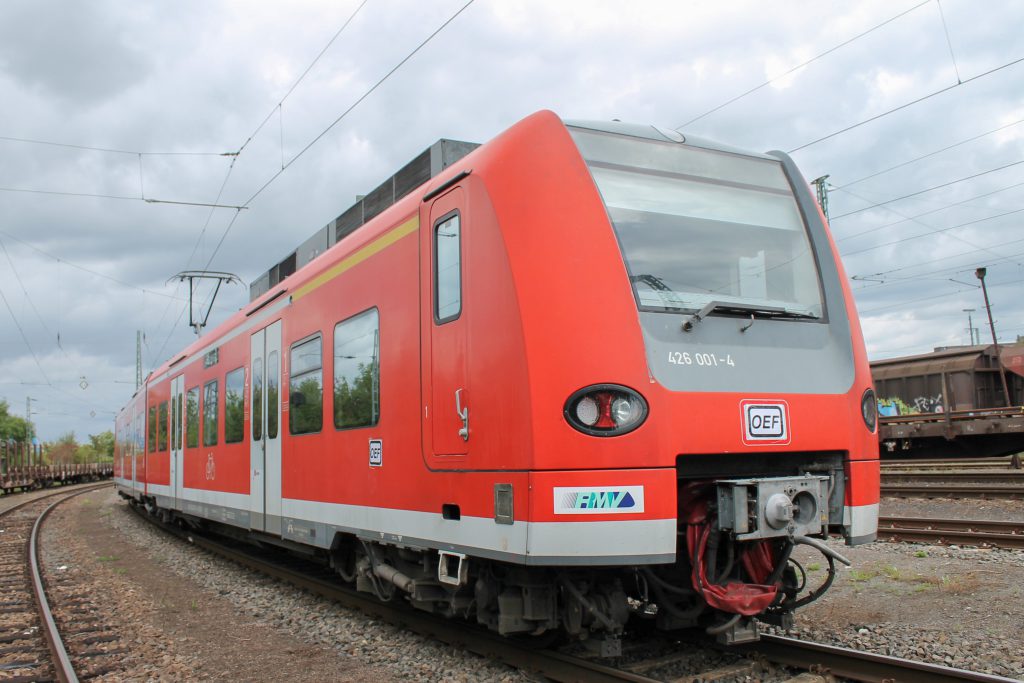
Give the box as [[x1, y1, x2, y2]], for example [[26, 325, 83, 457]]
[[115, 110, 879, 647]]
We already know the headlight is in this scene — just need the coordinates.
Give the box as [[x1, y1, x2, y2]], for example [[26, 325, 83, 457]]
[[861, 388, 877, 432], [564, 384, 648, 436]]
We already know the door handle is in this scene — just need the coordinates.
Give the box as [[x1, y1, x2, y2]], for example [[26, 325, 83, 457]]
[[455, 388, 469, 441]]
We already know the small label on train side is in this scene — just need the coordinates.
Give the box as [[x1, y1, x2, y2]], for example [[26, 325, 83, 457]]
[[369, 439, 383, 467], [740, 400, 790, 445]]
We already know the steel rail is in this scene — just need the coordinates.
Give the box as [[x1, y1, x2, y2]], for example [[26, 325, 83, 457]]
[[877, 516, 1024, 549], [881, 484, 1024, 499], [22, 482, 110, 683], [742, 634, 1018, 683], [882, 472, 1024, 483], [132, 501, 1016, 683], [881, 458, 1014, 469]]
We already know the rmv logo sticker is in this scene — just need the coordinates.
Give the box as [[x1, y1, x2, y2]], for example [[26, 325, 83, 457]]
[[553, 486, 645, 514], [741, 400, 790, 445]]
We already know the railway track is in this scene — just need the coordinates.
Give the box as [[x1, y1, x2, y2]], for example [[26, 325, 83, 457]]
[[0, 482, 119, 682], [129, 499, 1017, 683], [878, 516, 1024, 549], [882, 471, 1024, 483], [880, 483, 1024, 499], [881, 457, 1019, 471]]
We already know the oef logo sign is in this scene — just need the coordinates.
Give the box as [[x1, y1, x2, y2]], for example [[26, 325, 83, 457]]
[[553, 486, 645, 514], [741, 400, 790, 445]]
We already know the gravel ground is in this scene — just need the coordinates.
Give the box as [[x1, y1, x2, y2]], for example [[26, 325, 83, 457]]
[[92, 490, 534, 682], [53, 487, 1024, 681], [880, 495, 1024, 522], [765, 496, 1024, 680]]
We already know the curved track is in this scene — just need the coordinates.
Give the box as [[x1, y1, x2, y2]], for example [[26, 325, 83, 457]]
[[128, 499, 1017, 683], [0, 482, 112, 682]]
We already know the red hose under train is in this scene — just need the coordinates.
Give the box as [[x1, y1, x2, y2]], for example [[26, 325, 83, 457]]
[[681, 484, 779, 616]]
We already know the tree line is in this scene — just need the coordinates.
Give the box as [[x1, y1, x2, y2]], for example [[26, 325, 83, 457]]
[[1, 399, 114, 464]]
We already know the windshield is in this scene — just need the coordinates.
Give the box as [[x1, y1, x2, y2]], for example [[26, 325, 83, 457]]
[[570, 128, 824, 318]]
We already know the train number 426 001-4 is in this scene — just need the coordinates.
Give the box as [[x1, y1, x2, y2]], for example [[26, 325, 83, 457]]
[[668, 351, 735, 368]]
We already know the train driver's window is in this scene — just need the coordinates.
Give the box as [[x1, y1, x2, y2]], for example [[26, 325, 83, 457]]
[[434, 212, 461, 323], [185, 387, 199, 448]]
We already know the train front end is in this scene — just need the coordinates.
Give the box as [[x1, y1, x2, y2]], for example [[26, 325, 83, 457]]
[[486, 115, 880, 645]]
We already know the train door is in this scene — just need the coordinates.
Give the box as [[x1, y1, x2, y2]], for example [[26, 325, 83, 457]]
[[170, 374, 184, 506], [250, 320, 282, 533], [424, 188, 470, 460]]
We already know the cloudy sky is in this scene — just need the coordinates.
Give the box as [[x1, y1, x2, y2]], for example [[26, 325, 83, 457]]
[[1, 0, 1022, 440]]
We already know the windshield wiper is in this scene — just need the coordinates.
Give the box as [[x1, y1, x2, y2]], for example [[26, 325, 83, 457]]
[[681, 300, 819, 332]]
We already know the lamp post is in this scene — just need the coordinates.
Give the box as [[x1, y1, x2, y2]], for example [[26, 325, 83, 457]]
[[975, 268, 1012, 407]]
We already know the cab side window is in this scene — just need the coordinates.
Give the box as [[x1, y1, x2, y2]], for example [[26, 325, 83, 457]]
[[434, 213, 461, 323]]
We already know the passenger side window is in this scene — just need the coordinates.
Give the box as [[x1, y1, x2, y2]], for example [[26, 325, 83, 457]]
[[185, 387, 199, 448], [157, 401, 168, 452], [203, 380, 219, 446], [289, 336, 323, 434], [434, 213, 461, 323], [334, 308, 380, 429], [147, 405, 157, 453], [225, 367, 245, 444]]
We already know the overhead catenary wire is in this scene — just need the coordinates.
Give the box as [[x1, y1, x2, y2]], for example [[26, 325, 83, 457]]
[[829, 157, 1024, 220], [832, 115, 1024, 190], [233, 0, 371, 158], [199, 0, 476, 277], [835, 177, 1024, 242], [148, 0, 376, 374], [675, 0, 930, 129], [0, 134, 234, 157], [788, 55, 1024, 153], [833, 185, 1024, 269], [0, 235, 83, 372], [859, 275, 1024, 315], [237, 0, 476, 211], [0, 279, 52, 386], [146, 1, 374, 372], [0, 185, 246, 209], [842, 204, 1024, 257], [935, 0, 962, 84], [850, 235, 1024, 284], [0, 228, 228, 307]]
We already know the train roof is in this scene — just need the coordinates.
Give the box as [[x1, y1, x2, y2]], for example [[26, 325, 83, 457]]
[[564, 118, 777, 159], [135, 110, 817, 394]]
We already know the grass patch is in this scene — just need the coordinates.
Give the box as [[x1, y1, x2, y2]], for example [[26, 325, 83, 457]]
[[847, 567, 879, 582], [97, 555, 119, 562], [806, 562, 821, 572], [914, 550, 928, 558]]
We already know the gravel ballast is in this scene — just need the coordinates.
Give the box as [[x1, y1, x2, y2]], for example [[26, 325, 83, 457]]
[[51, 487, 1024, 681]]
